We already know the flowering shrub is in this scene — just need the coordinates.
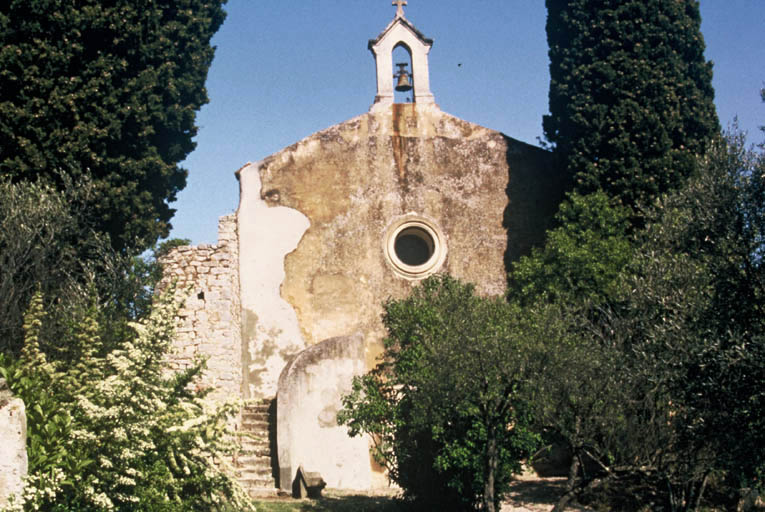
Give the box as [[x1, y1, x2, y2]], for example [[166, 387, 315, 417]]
[[1, 288, 253, 511]]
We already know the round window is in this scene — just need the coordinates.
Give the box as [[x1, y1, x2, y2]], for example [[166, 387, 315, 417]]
[[385, 217, 446, 279], [394, 227, 434, 266]]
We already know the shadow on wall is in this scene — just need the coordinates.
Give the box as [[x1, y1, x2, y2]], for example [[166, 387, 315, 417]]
[[502, 137, 569, 274]]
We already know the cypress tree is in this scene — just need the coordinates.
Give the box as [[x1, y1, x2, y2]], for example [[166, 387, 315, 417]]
[[544, 0, 719, 212], [0, 0, 226, 251]]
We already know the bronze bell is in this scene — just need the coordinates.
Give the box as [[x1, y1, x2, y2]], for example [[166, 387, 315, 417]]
[[394, 62, 413, 92]]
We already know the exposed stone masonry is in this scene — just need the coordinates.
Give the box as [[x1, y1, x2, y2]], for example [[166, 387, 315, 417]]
[[159, 215, 282, 494], [158, 214, 242, 403]]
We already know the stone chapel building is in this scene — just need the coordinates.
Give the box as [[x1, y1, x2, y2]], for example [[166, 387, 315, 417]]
[[160, 3, 566, 496]]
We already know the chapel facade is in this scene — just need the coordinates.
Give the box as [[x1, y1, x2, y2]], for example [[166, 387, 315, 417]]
[[160, 2, 566, 495]]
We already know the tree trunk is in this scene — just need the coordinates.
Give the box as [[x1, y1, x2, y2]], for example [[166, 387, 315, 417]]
[[553, 422, 581, 512], [565, 416, 582, 492], [688, 473, 709, 512], [553, 456, 581, 512], [553, 475, 605, 512], [483, 435, 498, 512], [566, 451, 581, 492]]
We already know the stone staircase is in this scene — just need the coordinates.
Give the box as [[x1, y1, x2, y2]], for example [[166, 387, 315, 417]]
[[236, 399, 278, 496]]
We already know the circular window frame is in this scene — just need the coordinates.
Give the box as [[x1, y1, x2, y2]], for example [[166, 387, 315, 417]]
[[384, 216, 447, 280]]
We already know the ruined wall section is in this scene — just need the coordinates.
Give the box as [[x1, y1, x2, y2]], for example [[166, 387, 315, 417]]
[[159, 214, 242, 403]]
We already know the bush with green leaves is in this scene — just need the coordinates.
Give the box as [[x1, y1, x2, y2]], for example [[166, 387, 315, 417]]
[[0, 177, 194, 359], [0, 287, 252, 512], [628, 130, 765, 497], [339, 275, 540, 512], [0, 179, 113, 354]]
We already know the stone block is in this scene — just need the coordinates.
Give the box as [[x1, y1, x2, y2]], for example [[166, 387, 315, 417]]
[[292, 466, 326, 499], [0, 379, 27, 508]]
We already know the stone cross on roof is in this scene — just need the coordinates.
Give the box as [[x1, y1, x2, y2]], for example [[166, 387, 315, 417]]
[[392, 0, 407, 18]]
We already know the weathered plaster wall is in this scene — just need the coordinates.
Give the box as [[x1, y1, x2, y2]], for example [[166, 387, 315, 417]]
[[236, 164, 310, 400], [243, 104, 563, 372], [237, 104, 563, 489], [0, 379, 27, 508], [162, 103, 562, 490], [276, 334, 370, 491], [159, 215, 242, 403]]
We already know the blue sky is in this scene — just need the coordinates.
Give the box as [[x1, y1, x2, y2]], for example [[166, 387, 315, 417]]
[[171, 1, 765, 245]]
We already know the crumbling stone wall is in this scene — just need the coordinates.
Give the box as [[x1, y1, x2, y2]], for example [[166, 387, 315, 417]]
[[0, 378, 27, 508], [159, 215, 242, 403]]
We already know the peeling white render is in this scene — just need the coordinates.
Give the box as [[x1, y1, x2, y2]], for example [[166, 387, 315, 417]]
[[236, 162, 310, 399]]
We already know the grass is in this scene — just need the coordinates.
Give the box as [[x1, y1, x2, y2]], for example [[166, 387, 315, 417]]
[[251, 492, 405, 512]]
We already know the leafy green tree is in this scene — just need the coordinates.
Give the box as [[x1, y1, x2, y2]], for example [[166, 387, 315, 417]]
[[538, 255, 713, 512], [635, 131, 765, 495], [543, 0, 719, 213], [0, 179, 189, 355], [339, 276, 540, 512], [0, 0, 226, 251]]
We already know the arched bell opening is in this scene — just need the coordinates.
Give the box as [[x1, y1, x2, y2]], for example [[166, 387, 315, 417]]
[[392, 42, 413, 104]]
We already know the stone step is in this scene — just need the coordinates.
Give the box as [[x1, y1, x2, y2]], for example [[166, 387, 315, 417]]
[[239, 446, 271, 457], [244, 399, 272, 409], [241, 411, 269, 422], [238, 465, 272, 476], [238, 432, 268, 444], [236, 467, 273, 480], [242, 412, 269, 421], [237, 429, 268, 439], [241, 419, 269, 431], [243, 404, 269, 413], [239, 476, 277, 489], [235, 454, 272, 468], [238, 445, 271, 457]]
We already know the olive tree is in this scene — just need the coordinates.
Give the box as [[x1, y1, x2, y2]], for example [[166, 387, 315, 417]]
[[339, 276, 541, 512]]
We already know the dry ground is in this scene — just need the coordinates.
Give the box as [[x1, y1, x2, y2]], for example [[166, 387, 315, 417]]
[[501, 474, 592, 511], [250, 475, 593, 511]]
